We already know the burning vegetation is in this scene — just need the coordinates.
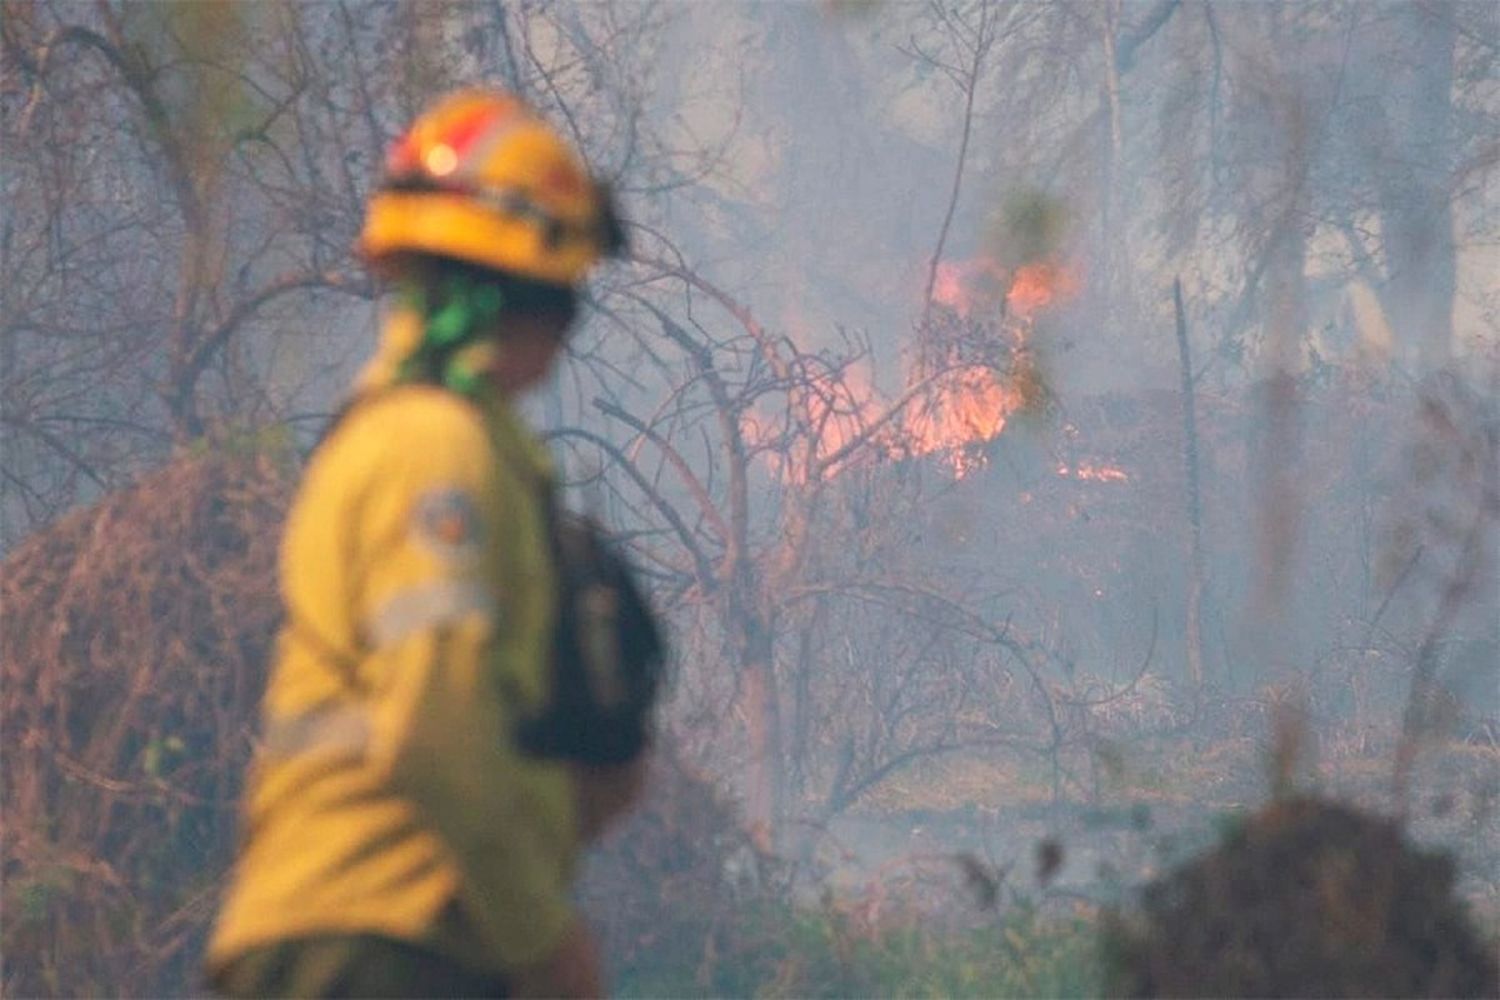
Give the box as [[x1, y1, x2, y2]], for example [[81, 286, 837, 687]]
[[756, 253, 1082, 483], [903, 253, 1077, 477], [5, 2, 1500, 997]]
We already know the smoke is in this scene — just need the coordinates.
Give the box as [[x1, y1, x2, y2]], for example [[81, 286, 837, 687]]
[[4, 4, 1498, 976], [565, 2, 1500, 861]]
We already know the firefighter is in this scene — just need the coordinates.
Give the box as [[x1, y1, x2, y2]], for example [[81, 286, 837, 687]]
[[206, 90, 655, 998]]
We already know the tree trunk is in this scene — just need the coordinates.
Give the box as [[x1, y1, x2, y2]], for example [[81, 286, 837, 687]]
[[729, 564, 780, 852], [1250, 38, 1311, 649], [1253, 219, 1307, 654], [1099, 1, 1126, 309], [740, 629, 780, 853], [1377, 5, 1456, 374], [1173, 279, 1207, 708]]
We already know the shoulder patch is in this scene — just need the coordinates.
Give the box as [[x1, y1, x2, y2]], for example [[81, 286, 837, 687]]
[[413, 487, 484, 563]]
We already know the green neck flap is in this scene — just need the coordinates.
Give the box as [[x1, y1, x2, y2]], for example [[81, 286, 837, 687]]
[[397, 272, 506, 399]]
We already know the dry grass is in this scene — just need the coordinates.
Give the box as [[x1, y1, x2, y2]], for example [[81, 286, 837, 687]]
[[2, 451, 292, 997], [856, 753, 1056, 815]]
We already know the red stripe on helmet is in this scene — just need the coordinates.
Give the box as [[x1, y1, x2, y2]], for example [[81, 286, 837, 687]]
[[386, 131, 422, 174], [442, 103, 511, 160]]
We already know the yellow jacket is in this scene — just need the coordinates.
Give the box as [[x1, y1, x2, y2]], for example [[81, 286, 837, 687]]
[[207, 314, 575, 978]]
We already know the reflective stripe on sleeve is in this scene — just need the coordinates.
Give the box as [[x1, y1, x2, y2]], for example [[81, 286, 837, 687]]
[[364, 579, 494, 649], [262, 705, 371, 760]]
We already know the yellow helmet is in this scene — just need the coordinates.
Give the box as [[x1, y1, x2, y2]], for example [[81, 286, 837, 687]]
[[359, 89, 625, 287]]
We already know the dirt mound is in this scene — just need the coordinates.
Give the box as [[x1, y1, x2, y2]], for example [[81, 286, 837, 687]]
[[2, 452, 292, 997], [1106, 795, 1499, 998]]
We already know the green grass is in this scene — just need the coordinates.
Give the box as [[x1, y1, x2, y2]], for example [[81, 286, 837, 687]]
[[614, 899, 1103, 998]]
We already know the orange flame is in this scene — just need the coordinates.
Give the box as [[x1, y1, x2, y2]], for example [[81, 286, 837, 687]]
[[1006, 262, 1076, 319], [931, 258, 1007, 319], [749, 259, 1079, 483], [743, 362, 1021, 483], [933, 258, 1077, 321], [900, 365, 1021, 478]]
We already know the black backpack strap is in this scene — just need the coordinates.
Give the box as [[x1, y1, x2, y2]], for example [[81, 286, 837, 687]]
[[515, 488, 665, 765]]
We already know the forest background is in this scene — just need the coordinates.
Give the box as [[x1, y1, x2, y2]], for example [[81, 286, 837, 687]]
[[2, 2, 1497, 995]]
